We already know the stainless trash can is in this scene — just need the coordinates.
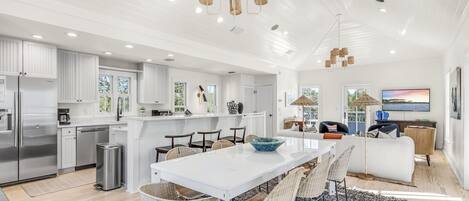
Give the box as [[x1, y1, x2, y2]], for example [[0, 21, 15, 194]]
[[96, 143, 122, 191]]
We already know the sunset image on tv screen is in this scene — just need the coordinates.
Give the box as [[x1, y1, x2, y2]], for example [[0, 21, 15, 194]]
[[382, 89, 430, 111]]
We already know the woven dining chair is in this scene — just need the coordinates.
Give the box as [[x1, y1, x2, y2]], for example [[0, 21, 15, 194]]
[[245, 135, 258, 143], [211, 140, 235, 150], [139, 182, 218, 201], [165, 147, 199, 161], [247, 167, 306, 201], [165, 147, 205, 200], [296, 154, 332, 200], [328, 146, 355, 201]]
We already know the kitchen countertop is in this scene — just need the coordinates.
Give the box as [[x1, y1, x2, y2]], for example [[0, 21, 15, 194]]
[[126, 113, 265, 122], [57, 118, 127, 128]]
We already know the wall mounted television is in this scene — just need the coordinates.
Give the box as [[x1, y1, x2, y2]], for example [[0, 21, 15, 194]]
[[381, 89, 430, 112]]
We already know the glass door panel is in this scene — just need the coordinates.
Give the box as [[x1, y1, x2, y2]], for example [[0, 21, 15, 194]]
[[343, 86, 369, 134]]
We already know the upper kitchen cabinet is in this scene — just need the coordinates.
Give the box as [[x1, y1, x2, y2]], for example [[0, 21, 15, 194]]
[[57, 50, 98, 103], [0, 37, 22, 75], [22, 41, 57, 78], [0, 37, 57, 78], [137, 63, 168, 104]]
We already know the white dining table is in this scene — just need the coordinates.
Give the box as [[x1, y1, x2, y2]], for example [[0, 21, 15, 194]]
[[150, 137, 336, 200]]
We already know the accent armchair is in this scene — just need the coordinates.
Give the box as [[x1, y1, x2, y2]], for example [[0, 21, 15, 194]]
[[319, 121, 349, 134], [368, 123, 400, 137]]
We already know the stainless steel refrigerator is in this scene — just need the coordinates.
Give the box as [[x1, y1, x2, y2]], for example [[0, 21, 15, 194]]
[[0, 75, 57, 185]]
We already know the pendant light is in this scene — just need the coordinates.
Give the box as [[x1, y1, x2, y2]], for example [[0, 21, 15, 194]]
[[230, 0, 242, 15], [199, 0, 213, 6], [324, 14, 356, 68]]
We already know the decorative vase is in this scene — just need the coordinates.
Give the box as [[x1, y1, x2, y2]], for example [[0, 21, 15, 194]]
[[376, 110, 383, 120], [227, 101, 238, 114], [237, 102, 244, 114], [382, 111, 390, 120]]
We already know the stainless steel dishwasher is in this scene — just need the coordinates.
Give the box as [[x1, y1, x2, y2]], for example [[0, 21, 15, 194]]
[[76, 126, 109, 167]]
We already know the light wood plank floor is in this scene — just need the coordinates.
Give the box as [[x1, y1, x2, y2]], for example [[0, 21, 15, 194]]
[[2, 151, 467, 201]]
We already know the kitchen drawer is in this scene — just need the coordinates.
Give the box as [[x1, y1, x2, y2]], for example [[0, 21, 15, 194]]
[[62, 127, 76, 136]]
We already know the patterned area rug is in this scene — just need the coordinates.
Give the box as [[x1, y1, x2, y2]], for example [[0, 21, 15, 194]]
[[233, 179, 407, 201]]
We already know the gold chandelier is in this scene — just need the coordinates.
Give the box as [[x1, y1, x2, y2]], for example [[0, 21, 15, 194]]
[[325, 14, 355, 68], [198, 0, 268, 15]]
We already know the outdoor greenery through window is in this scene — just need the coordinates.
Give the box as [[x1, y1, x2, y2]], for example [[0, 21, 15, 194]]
[[98, 70, 135, 114], [206, 85, 216, 113], [174, 82, 187, 112], [345, 88, 367, 134], [301, 87, 320, 128]]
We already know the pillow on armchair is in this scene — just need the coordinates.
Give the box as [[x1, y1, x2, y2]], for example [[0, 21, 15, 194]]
[[319, 121, 349, 134], [368, 123, 400, 137]]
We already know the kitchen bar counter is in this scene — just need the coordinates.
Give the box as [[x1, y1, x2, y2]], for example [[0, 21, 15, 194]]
[[125, 112, 266, 192]]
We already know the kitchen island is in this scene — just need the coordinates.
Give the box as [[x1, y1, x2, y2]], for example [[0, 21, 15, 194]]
[[124, 112, 266, 192]]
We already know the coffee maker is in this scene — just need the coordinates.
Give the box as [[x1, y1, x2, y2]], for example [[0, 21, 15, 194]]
[[58, 108, 71, 125]]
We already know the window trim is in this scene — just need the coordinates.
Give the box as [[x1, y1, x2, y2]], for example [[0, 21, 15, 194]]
[[299, 85, 321, 123], [206, 84, 217, 113], [97, 69, 137, 116], [173, 81, 187, 113]]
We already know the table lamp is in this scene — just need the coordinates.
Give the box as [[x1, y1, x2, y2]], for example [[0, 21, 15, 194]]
[[290, 95, 318, 142]]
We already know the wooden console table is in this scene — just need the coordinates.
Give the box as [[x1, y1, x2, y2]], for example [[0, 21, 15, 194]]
[[375, 120, 436, 131]]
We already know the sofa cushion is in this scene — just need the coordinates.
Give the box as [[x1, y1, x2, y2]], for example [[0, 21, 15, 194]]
[[323, 133, 343, 139]]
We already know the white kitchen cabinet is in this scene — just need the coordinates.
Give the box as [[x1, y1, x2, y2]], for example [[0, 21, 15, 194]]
[[57, 50, 98, 103], [0, 37, 57, 78], [61, 127, 77, 169], [0, 37, 22, 75], [22, 41, 57, 78], [138, 63, 168, 104]]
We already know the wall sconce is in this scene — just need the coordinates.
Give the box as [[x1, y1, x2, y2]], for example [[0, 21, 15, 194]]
[[197, 85, 207, 103]]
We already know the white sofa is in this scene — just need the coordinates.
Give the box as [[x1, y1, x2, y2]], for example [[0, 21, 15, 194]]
[[277, 130, 415, 183]]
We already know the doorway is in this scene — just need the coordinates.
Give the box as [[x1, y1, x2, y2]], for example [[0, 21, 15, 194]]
[[255, 85, 274, 137], [343, 85, 370, 134]]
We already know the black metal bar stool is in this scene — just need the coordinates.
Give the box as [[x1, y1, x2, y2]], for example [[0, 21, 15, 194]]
[[155, 132, 195, 162], [220, 126, 246, 144], [189, 129, 222, 152]]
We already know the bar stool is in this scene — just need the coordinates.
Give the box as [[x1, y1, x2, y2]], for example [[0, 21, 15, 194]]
[[220, 127, 246, 144], [189, 129, 222, 152], [155, 132, 195, 162]]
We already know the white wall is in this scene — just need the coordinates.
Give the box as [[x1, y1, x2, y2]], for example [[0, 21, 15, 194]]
[[60, 67, 223, 119], [443, 15, 469, 189], [275, 69, 299, 132], [299, 58, 445, 148]]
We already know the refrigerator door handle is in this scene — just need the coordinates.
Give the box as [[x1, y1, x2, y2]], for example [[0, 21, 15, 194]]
[[19, 91, 23, 147], [13, 91, 18, 147]]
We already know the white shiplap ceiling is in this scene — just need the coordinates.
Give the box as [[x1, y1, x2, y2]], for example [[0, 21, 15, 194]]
[[0, 0, 467, 72]]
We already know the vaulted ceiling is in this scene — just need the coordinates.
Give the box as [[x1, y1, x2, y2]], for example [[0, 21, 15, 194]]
[[0, 0, 467, 73]]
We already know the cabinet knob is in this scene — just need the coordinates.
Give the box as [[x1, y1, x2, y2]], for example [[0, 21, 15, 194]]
[[155, 101, 159, 103]]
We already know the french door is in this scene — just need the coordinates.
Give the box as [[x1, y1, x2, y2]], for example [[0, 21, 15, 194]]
[[343, 85, 370, 134]]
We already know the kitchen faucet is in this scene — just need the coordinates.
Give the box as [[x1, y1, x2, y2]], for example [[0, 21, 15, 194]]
[[116, 97, 123, 121]]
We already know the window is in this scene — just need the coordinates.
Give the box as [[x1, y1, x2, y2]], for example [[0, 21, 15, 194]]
[[98, 70, 136, 114], [174, 82, 187, 112], [206, 85, 217, 113], [343, 86, 369, 134], [301, 86, 320, 128]]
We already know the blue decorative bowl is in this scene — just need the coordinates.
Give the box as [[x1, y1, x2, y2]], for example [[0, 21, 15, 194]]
[[250, 137, 285, 152]]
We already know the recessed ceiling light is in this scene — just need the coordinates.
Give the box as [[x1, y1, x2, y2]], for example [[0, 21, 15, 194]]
[[317, 60, 322, 63], [145, 59, 153, 62], [195, 7, 203, 14], [66, 32, 78, 38], [271, 24, 279, 31], [31, 34, 43, 39], [379, 8, 387, 13], [389, 50, 396, 54], [125, 44, 134, 49], [167, 53, 174, 57], [283, 31, 289, 36], [104, 51, 112, 55], [217, 16, 224, 23]]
